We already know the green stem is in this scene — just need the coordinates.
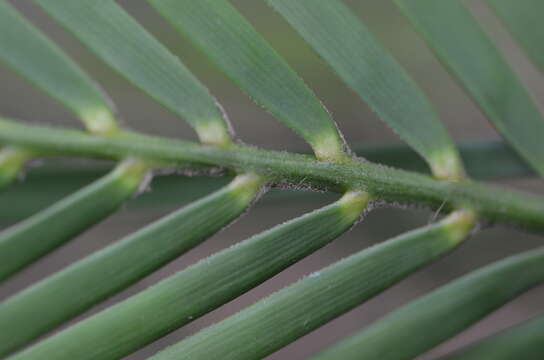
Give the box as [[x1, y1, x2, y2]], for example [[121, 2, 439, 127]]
[[0, 140, 532, 225], [0, 118, 543, 231]]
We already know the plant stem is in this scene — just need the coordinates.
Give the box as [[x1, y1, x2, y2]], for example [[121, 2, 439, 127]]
[[0, 118, 543, 231]]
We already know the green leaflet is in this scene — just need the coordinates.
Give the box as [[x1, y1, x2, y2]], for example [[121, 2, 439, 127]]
[[10, 191, 368, 360], [149, 0, 347, 161], [268, 0, 463, 180], [0, 174, 262, 357], [0, 0, 117, 134], [0, 147, 29, 190], [440, 314, 544, 360], [149, 211, 475, 360], [0, 159, 148, 282], [34, 0, 231, 146], [488, 0, 544, 72], [396, 0, 544, 176], [312, 246, 544, 360]]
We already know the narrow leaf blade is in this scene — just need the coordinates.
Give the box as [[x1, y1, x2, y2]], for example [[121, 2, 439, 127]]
[[10, 192, 368, 360], [0, 0, 117, 134], [440, 313, 544, 360], [396, 0, 544, 176], [0, 174, 262, 357], [149, 211, 475, 360], [488, 0, 544, 72], [268, 0, 463, 179], [34, 0, 231, 145], [0, 159, 148, 282], [149, 0, 347, 160], [313, 246, 544, 360]]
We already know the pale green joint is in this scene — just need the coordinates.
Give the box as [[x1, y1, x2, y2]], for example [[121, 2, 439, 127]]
[[338, 190, 370, 222], [227, 172, 266, 205], [0, 147, 30, 187], [80, 110, 151, 193], [313, 132, 348, 162], [195, 121, 232, 148], [79, 107, 119, 136], [429, 149, 466, 182], [441, 209, 478, 245], [111, 158, 152, 192]]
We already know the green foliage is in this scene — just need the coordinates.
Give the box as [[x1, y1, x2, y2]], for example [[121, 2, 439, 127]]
[[9, 192, 367, 360], [149, 211, 475, 360], [0, 1, 543, 359], [34, 0, 231, 145], [440, 313, 544, 360], [0, 174, 262, 356], [488, 0, 544, 72], [268, 0, 463, 179], [396, 0, 544, 176], [0, 0, 117, 134], [151, 0, 347, 160], [312, 246, 544, 359], [0, 159, 148, 282]]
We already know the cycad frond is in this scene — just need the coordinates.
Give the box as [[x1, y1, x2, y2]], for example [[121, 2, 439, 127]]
[[0, 1, 543, 359]]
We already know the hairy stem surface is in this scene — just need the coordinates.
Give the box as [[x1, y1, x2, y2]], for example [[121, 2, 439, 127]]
[[0, 118, 543, 231]]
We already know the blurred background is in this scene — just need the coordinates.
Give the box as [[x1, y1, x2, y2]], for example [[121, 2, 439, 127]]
[[0, 0, 543, 358]]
